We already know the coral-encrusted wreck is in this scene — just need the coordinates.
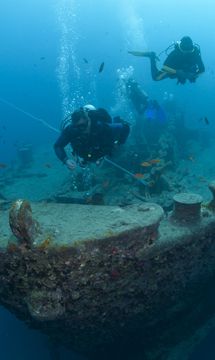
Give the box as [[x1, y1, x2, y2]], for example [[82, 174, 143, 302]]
[[0, 191, 215, 360]]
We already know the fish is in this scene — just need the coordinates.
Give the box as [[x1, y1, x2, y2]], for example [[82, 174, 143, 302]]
[[149, 159, 161, 164], [40, 56, 45, 60], [134, 173, 146, 179], [188, 155, 195, 162], [140, 161, 151, 167], [204, 117, 209, 125], [83, 58, 88, 64], [0, 163, 7, 169], [200, 116, 209, 125], [38, 237, 52, 250], [44, 163, 52, 168], [98, 62, 105, 73]]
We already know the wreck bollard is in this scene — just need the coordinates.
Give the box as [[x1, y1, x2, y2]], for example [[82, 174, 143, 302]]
[[9, 199, 40, 247], [172, 193, 203, 223]]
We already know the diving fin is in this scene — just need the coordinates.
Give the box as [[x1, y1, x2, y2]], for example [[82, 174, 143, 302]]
[[128, 51, 148, 57], [128, 51, 159, 61]]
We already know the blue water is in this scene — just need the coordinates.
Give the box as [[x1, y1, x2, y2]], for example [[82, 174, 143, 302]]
[[0, 0, 214, 358], [0, 307, 85, 359]]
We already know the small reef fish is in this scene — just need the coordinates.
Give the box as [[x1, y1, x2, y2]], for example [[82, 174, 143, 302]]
[[83, 58, 89, 64], [0, 163, 7, 169], [44, 163, 52, 168], [134, 173, 146, 179], [188, 155, 195, 162], [200, 116, 209, 125], [141, 159, 161, 167], [38, 237, 52, 250], [40, 56, 45, 60], [149, 159, 161, 164], [140, 161, 151, 167], [98, 62, 105, 73]]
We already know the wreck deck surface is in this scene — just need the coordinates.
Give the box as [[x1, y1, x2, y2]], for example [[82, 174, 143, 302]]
[[0, 200, 211, 249], [0, 202, 165, 247]]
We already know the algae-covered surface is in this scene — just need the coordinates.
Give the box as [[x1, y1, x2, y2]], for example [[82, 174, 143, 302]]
[[0, 200, 215, 359], [0, 202, 164, 248]]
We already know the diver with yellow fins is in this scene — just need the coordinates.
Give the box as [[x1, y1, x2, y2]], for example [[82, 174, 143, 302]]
[[128, 36, 205, 84]]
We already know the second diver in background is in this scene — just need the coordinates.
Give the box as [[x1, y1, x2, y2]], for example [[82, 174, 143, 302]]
[[129, 36, 205, 84]]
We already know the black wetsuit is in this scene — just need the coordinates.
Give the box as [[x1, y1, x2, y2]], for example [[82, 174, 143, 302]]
[[150, 44, 205, 82], [54, 109, 130, 163], [126, 79, 148, 114]]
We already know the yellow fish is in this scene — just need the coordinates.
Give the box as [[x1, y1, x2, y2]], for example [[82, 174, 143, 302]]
[[149, 158, 161, 164], [140, 161, 151, 167], [134, 173, 145, 179]]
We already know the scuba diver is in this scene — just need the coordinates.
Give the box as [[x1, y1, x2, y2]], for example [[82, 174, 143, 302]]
[[128, 36, 205, 84], [125, 77, 166, 121], [54, 105, 130, 170], [125, 77, 149, 114], [125, 77, 166, 147]]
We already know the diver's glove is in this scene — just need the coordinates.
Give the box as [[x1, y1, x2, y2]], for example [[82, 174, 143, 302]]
[[175, 70, 187, 84], [186, 72, 197, 82]]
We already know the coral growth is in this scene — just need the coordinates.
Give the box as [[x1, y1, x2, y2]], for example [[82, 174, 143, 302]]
[[9, 200, 40, 247]]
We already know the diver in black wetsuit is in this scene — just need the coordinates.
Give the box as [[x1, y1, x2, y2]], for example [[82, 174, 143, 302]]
[[54, 105, 130, 170], [125, 78, 149, 115], [124, 78, 166, 146], [129, 36, 205, 84]]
